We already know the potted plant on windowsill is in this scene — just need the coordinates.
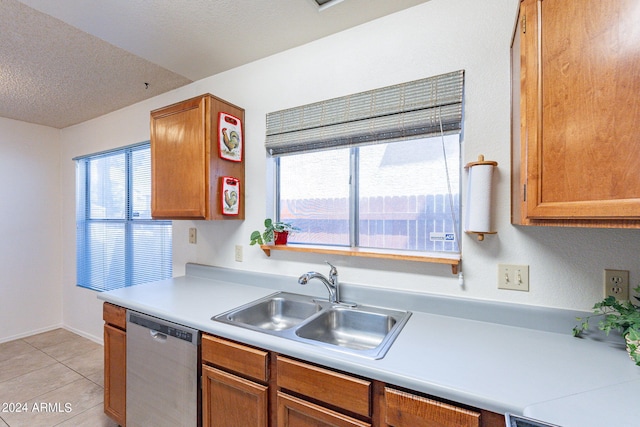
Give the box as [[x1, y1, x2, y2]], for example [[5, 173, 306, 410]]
[[250, 218, 300, 246], [573, 287, 640, 365]]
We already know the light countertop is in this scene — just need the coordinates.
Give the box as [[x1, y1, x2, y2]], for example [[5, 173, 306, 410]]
[[98, 264, 640, 426]]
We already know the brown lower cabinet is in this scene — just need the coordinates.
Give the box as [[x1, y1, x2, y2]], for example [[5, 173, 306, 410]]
[[276, 355, 371, 427], [201, 334, 270, 427], [103, 303, 504, 427], [202, 365, 269, 426], [103, 302, 126, 426], [277, 392, 370, 427], [202, 333, 504, 427], [103, 307, 504, 427], [385, 387, 480, 427]]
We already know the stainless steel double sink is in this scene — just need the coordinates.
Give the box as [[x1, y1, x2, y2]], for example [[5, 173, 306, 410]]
[[212, 292, 411, 359]]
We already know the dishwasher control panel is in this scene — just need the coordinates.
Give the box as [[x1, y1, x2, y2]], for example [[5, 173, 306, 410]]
[[128, 312, 197, 344]]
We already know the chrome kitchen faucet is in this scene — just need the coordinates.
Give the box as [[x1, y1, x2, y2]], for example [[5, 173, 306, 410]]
[[298, 261, 340, 304]]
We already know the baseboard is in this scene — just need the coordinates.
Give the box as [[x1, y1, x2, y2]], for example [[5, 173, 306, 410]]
[[0, 324, 104, 346], [0, 323, 64, 344], [63, 325, 103, 346]]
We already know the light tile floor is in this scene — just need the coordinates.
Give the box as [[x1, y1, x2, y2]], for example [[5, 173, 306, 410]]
[[0, 329, 118, 427]]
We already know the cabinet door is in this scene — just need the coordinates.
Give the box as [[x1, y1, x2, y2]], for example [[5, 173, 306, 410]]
[[151, 96, 209, 219], [514, 0, 640, 225], [202, 364, 268, 427], [277, 392, 370, 427], [104, 324, 126, 426], [384, 388, 480, 427]]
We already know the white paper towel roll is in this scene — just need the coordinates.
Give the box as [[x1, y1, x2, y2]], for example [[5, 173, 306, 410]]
[[465, 164, 495, 233]]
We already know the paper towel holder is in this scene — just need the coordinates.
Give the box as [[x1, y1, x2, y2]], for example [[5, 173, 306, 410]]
[[464, 154, 498, 241]]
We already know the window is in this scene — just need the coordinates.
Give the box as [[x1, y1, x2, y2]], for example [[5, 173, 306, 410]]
[[75, 142, 172, 291], [278, 135, 460, 253], [267, 71, 464, 256]]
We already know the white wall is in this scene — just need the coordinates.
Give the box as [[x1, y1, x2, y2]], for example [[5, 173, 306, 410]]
[[58, 0, 640, 341], [0, 117, 62, 342]]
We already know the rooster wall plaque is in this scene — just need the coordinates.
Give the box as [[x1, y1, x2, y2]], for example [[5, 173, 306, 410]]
[[218, 112, 243, 162], [221, 176, 240, 215]]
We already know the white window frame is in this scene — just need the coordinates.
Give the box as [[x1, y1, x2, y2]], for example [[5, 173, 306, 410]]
[[75, 142, 172, 292], [264, 71, 465, 261], [273, 134, 461, 254]]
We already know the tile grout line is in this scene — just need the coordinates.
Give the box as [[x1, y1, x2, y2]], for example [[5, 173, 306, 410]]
[[0, 329, 113, 427], [50, 402, 105, 427], [0, 348, 58, 385], [58, 360, 103, 387], [3, 378, 98, 427]]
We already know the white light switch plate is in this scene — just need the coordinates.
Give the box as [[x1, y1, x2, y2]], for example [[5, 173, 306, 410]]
[[498, 264, 529, 292]]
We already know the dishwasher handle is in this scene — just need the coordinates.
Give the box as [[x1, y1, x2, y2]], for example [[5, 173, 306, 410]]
[[127, 310, 198, 345], [150, 330, 168, 341]]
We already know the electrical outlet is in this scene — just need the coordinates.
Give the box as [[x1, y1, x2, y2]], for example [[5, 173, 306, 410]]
[[498, 264, 529, 291], [235, 245, 243, 262], [604, 269, 629, 300], [189, 228, 197, 244]]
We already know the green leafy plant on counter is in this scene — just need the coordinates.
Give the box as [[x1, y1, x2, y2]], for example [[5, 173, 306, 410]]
[[249, 218, 300, 246], [573, 286, 640, 365]]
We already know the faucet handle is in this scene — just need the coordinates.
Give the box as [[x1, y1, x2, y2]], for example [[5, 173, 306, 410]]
[[325, 261, 337, 278]]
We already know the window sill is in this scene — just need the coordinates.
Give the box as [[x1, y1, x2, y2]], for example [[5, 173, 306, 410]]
[[259, 244, 461, 274]]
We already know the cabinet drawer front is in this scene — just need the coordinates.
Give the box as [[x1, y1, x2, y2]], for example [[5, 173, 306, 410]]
[[201, 334, 269, 382], [103, 302, 126, 330], [276, 356, 371, 417], [385, 388, 480, 427]]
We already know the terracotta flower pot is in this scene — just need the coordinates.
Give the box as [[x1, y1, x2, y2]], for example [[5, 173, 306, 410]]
[[274, 231, 289, 245]]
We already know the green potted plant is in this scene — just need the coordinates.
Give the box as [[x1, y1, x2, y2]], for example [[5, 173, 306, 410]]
[[250, 218, 300, 246], [573, 287, 640, 365]]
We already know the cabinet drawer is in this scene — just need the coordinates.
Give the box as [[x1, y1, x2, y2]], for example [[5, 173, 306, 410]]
[[276, 356, 371, 417], [201, 334, 269, 383], [385, 388, 480, 427], [103, 302, 126, 330]]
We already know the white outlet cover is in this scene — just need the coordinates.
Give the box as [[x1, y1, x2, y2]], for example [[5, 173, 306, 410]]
[[604, 269, 629, 300]]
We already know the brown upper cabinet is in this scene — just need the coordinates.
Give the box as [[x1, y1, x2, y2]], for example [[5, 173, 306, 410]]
[[151, 94, 245, 220], [511, 0, 640, 227]]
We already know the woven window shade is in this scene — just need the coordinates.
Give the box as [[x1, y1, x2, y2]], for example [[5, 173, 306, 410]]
[[265, 70, 464, 156]]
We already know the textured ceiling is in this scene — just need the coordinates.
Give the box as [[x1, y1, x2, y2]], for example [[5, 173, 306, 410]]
[[1, 0, 191, 129], [1, 0, 430, 129]]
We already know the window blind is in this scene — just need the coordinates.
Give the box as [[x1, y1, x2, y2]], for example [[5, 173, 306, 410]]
[[265, 70, 464, 156], [75, 143, 172, 292]]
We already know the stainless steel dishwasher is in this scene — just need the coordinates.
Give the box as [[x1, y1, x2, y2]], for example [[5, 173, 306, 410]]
[[126, 310, 199, 427]]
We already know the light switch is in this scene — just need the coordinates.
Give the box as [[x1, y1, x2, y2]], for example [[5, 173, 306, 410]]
[[498, 264, 529, 291]]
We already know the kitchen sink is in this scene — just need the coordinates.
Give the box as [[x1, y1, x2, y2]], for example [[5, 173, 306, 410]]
[[222, 292, 323, 331], [295, 307, 399, 351], [213, 291, 411, 359]]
